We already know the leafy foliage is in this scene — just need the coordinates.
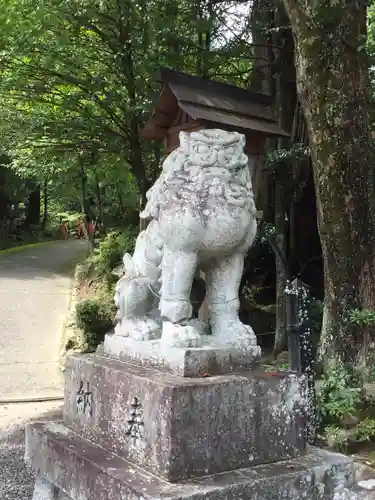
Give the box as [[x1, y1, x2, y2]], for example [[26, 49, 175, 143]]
[[367, 1, 375, 89], [88, 228, 136, 278], [316, 362, 363, 427], [0, 0, 254, 225], [323, 425, 348, 451], [347, 308, 375, 327], [356, 418, 375, 443], [75, 297, 115, 352], [265, 143, 311, 172]]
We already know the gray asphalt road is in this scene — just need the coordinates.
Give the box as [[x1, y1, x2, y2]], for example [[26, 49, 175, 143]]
[[0, 240, 86, 498], [0, 240, 86, 400]]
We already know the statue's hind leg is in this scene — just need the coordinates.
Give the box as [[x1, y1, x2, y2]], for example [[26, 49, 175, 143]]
[[205, 252, 257, 348]]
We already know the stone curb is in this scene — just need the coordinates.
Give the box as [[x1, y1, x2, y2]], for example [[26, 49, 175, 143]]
[[59, 263, 86, 371], [0, 239, 58, 256], [0, 395, 64, 404]]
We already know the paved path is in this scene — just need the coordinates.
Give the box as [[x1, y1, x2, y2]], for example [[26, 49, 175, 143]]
[[0, 240, 86, 400], [0, 240, 85, 499]]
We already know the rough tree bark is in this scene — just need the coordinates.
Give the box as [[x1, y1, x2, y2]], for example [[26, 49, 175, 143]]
[[94, 172, 103, 223], [42, 178, 48, 229], [78, 160, 95, 252], [25, 186, 41, 226], [282, 0, 375, 370]]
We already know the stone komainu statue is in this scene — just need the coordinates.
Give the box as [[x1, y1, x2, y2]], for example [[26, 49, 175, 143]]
[[115, 129, 258, 348]]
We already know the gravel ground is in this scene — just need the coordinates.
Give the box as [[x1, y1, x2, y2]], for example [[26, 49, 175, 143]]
[[0, 442, 34, 500], [0, 401, 62, 499]]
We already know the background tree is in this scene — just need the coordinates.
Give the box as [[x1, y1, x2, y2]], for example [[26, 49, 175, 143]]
[[0, 0, 254, 220], [282, 0, 375, 371]]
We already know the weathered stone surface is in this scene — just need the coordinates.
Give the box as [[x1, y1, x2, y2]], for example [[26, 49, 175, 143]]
[[104, 333, 261, 377], [31, 476, 71, 500], [333, 488, 375, 500], [355, 462, 375, 483], [357, 479, 375, 491], [62, 354, 306, 481], [26, 421, 362, 500]]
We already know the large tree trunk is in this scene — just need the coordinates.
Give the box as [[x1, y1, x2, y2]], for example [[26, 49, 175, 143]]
[[116, 181, 125, 218], [283, 1, 375, 370], [94, 173, 103, 223], [0, 190, 9, 242], [79, 160, 94, 252], [42, 178, 48, 229], [25, 186, 41, 226]]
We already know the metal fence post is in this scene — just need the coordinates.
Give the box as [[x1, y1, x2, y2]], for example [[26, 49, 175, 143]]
[[285, 279, 301, 373], [293, 278, 316, 445]]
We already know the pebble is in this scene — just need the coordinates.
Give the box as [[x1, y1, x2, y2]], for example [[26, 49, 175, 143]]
[[0, 442, 34, 499]]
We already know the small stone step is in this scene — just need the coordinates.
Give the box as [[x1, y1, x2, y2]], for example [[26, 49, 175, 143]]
[[338, 486, 375, 499], [25, 421, 360, 500]]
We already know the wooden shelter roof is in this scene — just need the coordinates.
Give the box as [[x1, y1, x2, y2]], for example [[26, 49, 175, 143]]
[[142, 68, 289, 141]]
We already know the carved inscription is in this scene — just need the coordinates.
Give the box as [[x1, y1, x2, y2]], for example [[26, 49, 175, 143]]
[[126, 397, 144, 439], [76, 381, 93, 418]]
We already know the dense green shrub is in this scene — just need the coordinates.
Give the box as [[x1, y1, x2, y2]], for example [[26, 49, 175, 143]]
[[89, 228, 136, 278], [356, 418, 375, 442], [75, 297, 115, 352], [316, 362, 363, 428], [347, 308, 375, 327]]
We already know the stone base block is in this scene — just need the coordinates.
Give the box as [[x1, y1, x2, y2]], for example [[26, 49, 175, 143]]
[[32, 477, 70, 500], [26, 421, 369, 500], [63, 354, 306, 481], [104, 333, 261, 377]]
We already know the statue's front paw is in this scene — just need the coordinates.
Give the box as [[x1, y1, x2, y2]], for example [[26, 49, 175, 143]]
[[115, 317, 161, 341], [232, 324, 258, 348], [131, 317, 161, 341], [214, 320, 257, 348], [161, 322, 202, 349], [114, 320, 130, 337]]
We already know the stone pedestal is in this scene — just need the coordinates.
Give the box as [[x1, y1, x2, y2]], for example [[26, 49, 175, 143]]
[[63, 355, 305, 481], [104, 333, 261, 377], [25, 352, 373, 499]]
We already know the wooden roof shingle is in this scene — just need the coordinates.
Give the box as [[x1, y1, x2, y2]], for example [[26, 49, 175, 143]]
[[142, 68, 289, 141]]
